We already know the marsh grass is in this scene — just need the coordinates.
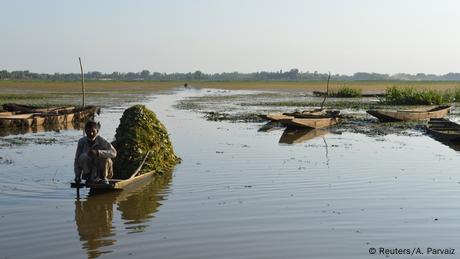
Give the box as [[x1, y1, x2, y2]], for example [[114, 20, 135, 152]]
[[329, 87, 363, 97], [0, 91, 150, 111], [240, 100, 373, 109], [382, 86, 457, 105], [3, 79, 460, 92]]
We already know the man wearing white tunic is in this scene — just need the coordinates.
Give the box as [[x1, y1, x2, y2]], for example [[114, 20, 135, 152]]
[[74, 121, 117, 184]]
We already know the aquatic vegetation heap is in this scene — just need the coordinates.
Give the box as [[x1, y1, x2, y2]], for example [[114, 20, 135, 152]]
[[112, 105, 180, 179]]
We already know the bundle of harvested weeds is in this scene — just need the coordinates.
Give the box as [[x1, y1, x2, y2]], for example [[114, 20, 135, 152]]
[[112, 105, 180, 179]]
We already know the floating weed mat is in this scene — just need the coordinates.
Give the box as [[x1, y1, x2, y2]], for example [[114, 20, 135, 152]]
[[112, 105, 180, 179], [0, 137, 57, 148]]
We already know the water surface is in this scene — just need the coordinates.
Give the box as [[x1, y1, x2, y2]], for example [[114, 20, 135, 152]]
[[1, 88, 460, 258]]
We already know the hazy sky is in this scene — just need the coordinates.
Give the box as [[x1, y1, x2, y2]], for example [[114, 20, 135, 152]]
[[2, 0, 460, 74]]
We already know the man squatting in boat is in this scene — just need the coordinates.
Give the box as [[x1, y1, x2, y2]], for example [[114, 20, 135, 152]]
[[74, 121, 117, 184]]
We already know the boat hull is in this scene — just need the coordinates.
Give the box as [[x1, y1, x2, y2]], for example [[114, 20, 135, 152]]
[[426, 118, 460, 141], [367, 105, 451, 122], [0, 105, 99, 129], [262, 113, 294, 122], [71, 171, 156, 191], [279, 117, 339, 129]]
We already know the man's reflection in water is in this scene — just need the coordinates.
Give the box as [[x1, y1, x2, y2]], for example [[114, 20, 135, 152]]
[[75, 193, 117, 258], [74, 172, 172, 258]]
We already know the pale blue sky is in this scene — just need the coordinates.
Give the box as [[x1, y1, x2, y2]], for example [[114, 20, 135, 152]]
[[2, 0, 460, 74]]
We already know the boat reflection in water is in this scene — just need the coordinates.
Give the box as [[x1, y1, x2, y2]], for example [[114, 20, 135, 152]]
[[74, 172, 172, 258], [257, 121, 283, 132], [427, 136, 460, 152], [0, 121, 84, 137], [279, 128, 329, 144], [425, 118, 460, 152]]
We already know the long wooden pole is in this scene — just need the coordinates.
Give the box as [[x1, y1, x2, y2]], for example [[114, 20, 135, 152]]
[[78, 57, 85, 107], [76, 57, 85, 194], [320, 72, 331, 110]]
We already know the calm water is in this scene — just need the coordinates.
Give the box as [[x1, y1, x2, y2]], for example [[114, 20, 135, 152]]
[[1, 88, 460, 259]]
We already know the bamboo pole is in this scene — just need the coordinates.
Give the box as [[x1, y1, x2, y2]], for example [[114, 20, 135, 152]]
[[78, 57, 85, 107], [320, 72, 331, 110]]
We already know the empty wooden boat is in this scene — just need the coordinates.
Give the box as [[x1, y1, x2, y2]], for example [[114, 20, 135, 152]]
[[278, 116, 340, 129], [426, 118, 460, 141], [261, 109, 339, 122], [260, 113, 294, 122], [367, 105, 451, 122], [282, 108, 326, 117], [0, 105, 99, 129]]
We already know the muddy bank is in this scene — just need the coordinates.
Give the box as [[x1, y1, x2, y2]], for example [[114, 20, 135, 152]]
[[176, 89, 457, 137]]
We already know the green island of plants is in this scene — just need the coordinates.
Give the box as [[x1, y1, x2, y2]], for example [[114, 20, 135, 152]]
[[112, 105, 180, 179]]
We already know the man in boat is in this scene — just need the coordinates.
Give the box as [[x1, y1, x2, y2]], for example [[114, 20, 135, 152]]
[[74, 121, 117, 184]]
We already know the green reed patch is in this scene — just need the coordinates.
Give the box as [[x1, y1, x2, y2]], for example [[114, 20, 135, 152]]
[[329, 87, 363, 98], [382, 86, 456, 105]]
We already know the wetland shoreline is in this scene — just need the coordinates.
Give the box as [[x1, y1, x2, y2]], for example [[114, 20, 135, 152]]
[[1, 81, 459, 138]]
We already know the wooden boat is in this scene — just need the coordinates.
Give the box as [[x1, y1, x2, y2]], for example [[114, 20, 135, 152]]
[[71, 151, 155, 191], [426, 118, 460, 141], [367, 105, 451, 122], [260, 113, 294, 122], [278, 115, 340, 129], [0, 105, 99, 128], [279, 128, 329, 144], [3, 103, 75, 114], [261, 109, 339, 122], [71, 171, 157, 191]]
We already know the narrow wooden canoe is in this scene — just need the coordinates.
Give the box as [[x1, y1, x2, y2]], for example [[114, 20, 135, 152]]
[[71, 171, 157, 191], [261, 113, 294, 122], [261, 109, 339, 122], [71, 151, 154, 191], [426, 118, 460, 141], [278, 116, 339, 129], [367, 105, 451, 122], [3, 103, 75, 114]]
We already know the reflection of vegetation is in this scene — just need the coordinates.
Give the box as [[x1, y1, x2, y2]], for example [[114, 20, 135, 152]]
[[74, 172, 173, 258], [117, 172, 173, 233]]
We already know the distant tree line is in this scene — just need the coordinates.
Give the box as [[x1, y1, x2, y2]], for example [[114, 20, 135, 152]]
[[1, 69, 460, 81]]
